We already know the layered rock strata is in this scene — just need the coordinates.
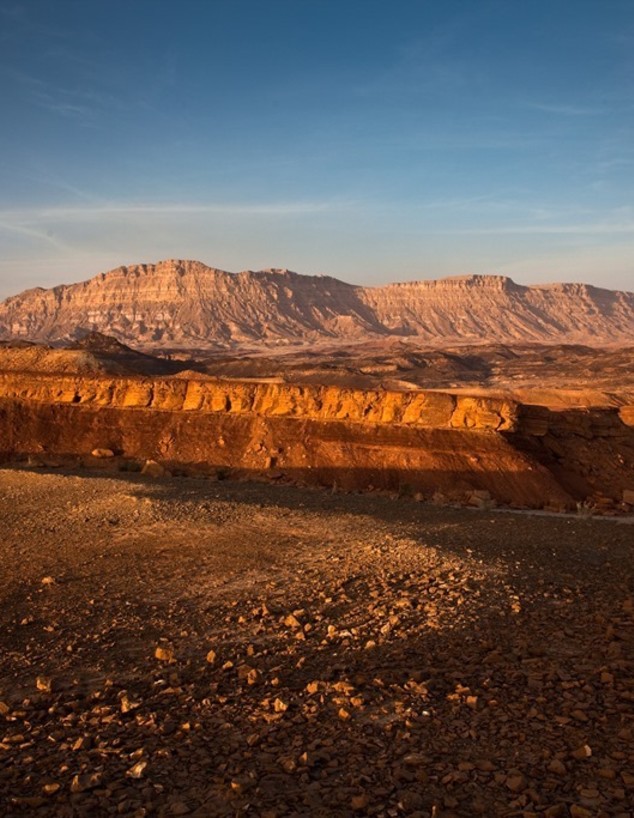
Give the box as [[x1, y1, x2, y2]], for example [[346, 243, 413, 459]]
[[1, 260, 632, 347], [0, 373, 518, 432], [1, 373, 633, 509]]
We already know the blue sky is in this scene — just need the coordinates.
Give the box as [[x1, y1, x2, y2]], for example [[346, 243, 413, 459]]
[[0, 0, 633, 297]]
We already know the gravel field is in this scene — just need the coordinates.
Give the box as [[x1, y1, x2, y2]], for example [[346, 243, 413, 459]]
[[0, 467, 633, 818]]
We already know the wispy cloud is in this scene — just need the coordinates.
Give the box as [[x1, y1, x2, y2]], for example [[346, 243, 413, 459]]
[[0, 200, 354, 223], [7, 67, 125, 126], [0, 218, 72, 251], [525, 101, 603, 116], [439, 221, 634, 236], [22, 171, 100, 204]]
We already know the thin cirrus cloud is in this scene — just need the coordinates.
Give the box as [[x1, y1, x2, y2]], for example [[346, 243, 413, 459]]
[[7, 68, 125, 126], [1, 201, 633, 254], [0, 217, 72, 251], [443, 221, 634, 236], [0, 200, 355, 226], [524, 101, 604, 116]]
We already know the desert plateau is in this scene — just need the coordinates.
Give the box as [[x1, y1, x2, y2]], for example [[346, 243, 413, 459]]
[[0, 259, 633, 817], [4, 3, 634, 815]]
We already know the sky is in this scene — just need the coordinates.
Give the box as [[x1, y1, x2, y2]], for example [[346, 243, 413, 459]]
[[0, 0, 633, 298]]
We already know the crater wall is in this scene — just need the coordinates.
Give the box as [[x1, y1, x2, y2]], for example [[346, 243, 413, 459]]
[[0, 373, 632, 510]]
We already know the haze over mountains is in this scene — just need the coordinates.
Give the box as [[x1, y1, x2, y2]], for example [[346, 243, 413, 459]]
[[0, 259, 632, 349]]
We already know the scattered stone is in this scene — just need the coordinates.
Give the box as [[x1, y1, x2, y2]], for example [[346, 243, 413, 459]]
[[91, 448, 115, 458], [571, 744, 592, 759], [155, 645, 175, 663], [141, 460, 168, 478], [570, 806, 593, 818], [351, 794, 369, 811], [283, 613, 302, 629], [126, 760, 148, 779], [505, 772, 526, 793], [70, 772, 103, 793], [1, 466, 634, 817], [548, 759, 567, 776]]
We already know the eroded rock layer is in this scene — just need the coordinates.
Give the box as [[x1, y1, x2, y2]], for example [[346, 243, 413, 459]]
[[1, 259, 633, 347], [1, 373, 633, 510]]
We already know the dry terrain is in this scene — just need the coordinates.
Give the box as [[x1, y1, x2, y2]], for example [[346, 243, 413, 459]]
[[1, 467, 633, 817], [1, 260, 632, 349]]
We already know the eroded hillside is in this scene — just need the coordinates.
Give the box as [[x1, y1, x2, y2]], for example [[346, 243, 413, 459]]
[[1, 259, 633, 348]]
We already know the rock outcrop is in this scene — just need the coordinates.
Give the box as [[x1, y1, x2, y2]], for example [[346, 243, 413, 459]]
[[0, 373, 519, 432], [1, 371, 633, 510], [1, 260, 632, 348]]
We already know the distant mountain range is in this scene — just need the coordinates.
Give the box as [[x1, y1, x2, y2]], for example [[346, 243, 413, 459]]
[[0, 259, 632, 348]]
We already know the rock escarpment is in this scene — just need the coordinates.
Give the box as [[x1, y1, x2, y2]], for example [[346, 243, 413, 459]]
[[1, 372, 633, 510], [1, 260, 632, 348], [0, 373, 519, 431]]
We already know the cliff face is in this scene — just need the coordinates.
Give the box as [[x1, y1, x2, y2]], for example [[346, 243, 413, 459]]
[[1, 260, 632, 347], [1, 372, 633, 509], [362, 276, 634, 343], [0, 373, 518, 431]]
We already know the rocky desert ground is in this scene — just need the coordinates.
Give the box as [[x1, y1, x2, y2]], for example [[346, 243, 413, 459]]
[[1, 466, 633, 818]]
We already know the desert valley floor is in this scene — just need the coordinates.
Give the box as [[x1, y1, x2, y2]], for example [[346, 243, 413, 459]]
[[0, 467, 633, 818]]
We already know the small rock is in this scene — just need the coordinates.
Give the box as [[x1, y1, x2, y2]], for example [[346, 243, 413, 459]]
[[543, 807, 567, 818], [36, 676, 53, 693], [283, 613, 302, 629], [126, 760, 148, 779], [206, 649, 217, 664], [142, 460, 168, 478], [120, 694, 140, 713], [155, 646, 175, 663], [570, 807, 593, 818], [571, 744, 592, 759], [91, 448, 115, 458], [351, 794, 369, 811], [548, 759, 567, 776], [42, 783, 61, 796], [506, 772, 526, 792], [70, 772, 102, 793]]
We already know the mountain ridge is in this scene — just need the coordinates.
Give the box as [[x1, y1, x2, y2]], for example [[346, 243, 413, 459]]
[[0, 258, 632, 348]]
